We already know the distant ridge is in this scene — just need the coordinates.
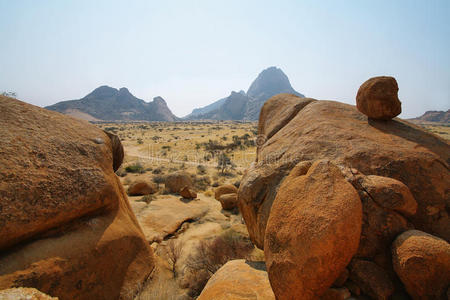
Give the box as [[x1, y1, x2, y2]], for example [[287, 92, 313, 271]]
[[185, 66, 304, 120], [409, 109, 449, 124], [46, 86, 179, 121]]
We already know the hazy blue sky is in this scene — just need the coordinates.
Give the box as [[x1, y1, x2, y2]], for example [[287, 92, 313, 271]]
[[1, 0, 449, 118]]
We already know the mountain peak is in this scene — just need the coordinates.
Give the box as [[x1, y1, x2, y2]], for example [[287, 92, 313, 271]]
[[87, 85, 118, 98], [247, 66, 296, 98], [185, 66, 304, 121], [153, 96, 167, 105]]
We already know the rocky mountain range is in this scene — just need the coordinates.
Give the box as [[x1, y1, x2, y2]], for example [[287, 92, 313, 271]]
[[410, 109, 449, 123], [45, 86, 179, 122], [184, 66, 304, 120]]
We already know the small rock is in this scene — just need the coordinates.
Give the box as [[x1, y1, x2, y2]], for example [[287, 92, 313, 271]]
[[127, 181, 157, 196], [349, 259, 394, 300], [356, 76, 401, 120], [165, 172, 193, 193], [0, 287, 58, 299], [214, 184, 238, 200], [180, 186, 197, 199], [219, 193, 238, 210], [321, 287, 351, 300], [333, 268, 349, 287]]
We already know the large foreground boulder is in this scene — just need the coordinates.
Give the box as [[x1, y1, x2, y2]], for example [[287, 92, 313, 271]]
[[392, 230, 450, 299], [264, 160, 362, 299], [0, 96, 154, 299], [238, 94, 449, 250], [197, 260, 275, 300], [238, 90, 449, 299]]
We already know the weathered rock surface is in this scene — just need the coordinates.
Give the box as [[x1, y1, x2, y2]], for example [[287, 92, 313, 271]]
[[165, 172, 193, 193], [356, 76, 402, 120], [0, 96, 154, 299], [321, 287, 351, 300], [349, 259, 394, 300], [127, 181, 157, 196], [133, 195, 218, 243], [264, 160, 362, 299], [198, 260, 275, 300], [0, 287, 58, 300], [238, 93, 449, 250], [180, 186, 197, 199], [218, 193, 238, 210], [214, 184, 238, 201], [359, 175, 417, 216], [392, 230, 450, 299]]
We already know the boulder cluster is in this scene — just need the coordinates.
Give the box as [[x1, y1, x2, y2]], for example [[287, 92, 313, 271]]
[[0, 96, 155, 299], [237, 78, 449, 299]]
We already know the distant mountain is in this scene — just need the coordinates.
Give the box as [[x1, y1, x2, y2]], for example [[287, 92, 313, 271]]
[[46, 86, 179, 121], [185, 66, 304, 120], [410, 110, 449, 123]]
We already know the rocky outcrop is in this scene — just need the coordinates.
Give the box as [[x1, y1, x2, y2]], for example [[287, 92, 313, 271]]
[[0, 287, 58, 300], [0, 96, 154, 299], [197, 260, 275, 300], [238, 82, 449, 299], [238, 93, 449, 250], [127, 181, 157, 196], [392, 230, 450, 299], [356, 76, 402, 120], [264, 160, 362, 299], [218, 193, 238, 210], [214, 185, 238, 201], [165, 172, 193, 193]]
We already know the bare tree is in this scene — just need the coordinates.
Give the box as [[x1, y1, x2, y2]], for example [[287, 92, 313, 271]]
[[166, 239, 182, 278]]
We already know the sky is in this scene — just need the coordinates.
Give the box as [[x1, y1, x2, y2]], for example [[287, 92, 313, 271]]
[[0, 0, 449, 118]]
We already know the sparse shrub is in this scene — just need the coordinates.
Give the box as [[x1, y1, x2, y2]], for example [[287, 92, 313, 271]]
[[115, 167, 127, 177], [152, 167, 163, 174], [152, 175, 165, 188], [197, 164, 207, 175], [204, 190, 213, 197], [138, 194, 155, 204], [137, 138, 143, 144], [185, 230, 254, 297], [193, 175, 211, 191], [125, 162, 145, 174], [212, 182, 219, 188]]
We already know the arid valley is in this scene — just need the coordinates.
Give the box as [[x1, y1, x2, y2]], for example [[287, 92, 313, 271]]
[[1, 1, 450, 300]]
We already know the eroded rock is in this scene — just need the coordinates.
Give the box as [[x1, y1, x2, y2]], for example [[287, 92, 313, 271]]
[[0, 96, 154, 299]]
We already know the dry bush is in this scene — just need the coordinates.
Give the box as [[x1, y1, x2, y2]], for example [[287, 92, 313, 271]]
[[138, 194, 155, 204], [192, 175, 211, 191], [203, 190, 213, 197], [135, 276, 178, 300], [166, 239, 183, 278], [184, 230, 254, 297]]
